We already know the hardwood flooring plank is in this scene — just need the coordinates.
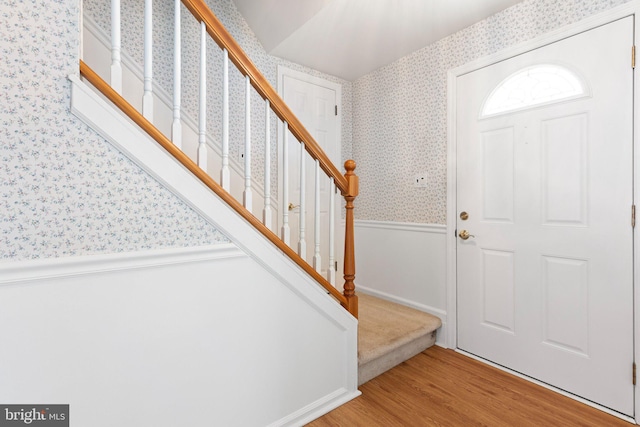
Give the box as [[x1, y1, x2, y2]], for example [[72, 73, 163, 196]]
[[308, 347, 631, 426]]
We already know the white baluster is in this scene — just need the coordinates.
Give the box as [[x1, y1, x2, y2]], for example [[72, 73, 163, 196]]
[[171, 0, 182, 148], [313, 160, 321, 272], [110, 0, 122, 93], [197, 22, 207, 170], [142, 0, 153, 123], [142, 0, 153, 120], [263, 100, 272, 229], [220, 49, 230, 191], [79, 0, 84, 60], [281, 122, 290, 245], [328, 178, 336, 285], [243, 75, 252, 210], [298, 143, 306, 259]]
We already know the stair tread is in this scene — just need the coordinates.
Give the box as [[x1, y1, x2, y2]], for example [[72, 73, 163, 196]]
[[358, 293, 441, 368]]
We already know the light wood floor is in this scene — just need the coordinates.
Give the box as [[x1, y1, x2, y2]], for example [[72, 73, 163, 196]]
[[308, 346, 631, 426]]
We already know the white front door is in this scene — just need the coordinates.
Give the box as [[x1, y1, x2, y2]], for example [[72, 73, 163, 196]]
[[280, 70, 340, 280], [456, 17, 634, 415]]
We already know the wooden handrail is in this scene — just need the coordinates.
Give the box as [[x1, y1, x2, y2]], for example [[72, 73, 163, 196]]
[[79, 60, 350, 310], [180, 0, 348, 195]]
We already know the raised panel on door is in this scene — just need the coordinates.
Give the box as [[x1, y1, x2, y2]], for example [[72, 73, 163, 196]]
[[481, 127, 515, 223], [481, 249, 515, 333], [541, 114, 588, 226], [541, 255, 589, 356]]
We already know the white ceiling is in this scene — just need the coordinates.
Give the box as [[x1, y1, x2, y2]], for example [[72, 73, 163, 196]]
[[232, 0, 525, 81]]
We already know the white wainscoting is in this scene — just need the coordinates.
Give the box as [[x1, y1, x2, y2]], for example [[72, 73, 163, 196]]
[[0, 245, 359, 427], [354, 220, 448, 346]]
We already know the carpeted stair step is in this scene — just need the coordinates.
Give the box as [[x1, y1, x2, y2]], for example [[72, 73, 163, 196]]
[[358, 293, 442, 386]]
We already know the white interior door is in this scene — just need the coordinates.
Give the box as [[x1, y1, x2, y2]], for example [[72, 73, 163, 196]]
[[456, 17, 634, 415], [281, 72, 339, 279]]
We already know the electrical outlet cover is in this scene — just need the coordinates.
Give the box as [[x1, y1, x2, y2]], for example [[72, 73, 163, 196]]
[[414, 173, 428, 188]]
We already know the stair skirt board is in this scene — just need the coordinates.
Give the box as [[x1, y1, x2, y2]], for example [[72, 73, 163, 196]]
[[357, 293, 442, 385]]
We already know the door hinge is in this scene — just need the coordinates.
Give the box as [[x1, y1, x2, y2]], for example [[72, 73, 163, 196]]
[[335, 105, 338, 116], [633, 45, 636, 69], [633, 362, 636, 385], [633, 205, 636, 228]]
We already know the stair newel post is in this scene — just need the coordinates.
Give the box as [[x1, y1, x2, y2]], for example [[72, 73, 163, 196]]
[[342, 160, 358, 318]]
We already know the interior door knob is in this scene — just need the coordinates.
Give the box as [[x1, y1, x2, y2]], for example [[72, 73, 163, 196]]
[[459, 230, 475, 240], [288, 203, 300, 211]]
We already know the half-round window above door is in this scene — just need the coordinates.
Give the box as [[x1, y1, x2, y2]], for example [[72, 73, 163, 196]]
[[480, 64, 590, 118]]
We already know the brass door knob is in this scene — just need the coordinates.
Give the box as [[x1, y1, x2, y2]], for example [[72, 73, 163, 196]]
[[288, 202, 300, 211], [459, 230, 475, 240]]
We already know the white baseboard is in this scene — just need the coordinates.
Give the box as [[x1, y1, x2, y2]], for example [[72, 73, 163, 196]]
[[356, 285, 446, 317], [271, 388, 361, 427]]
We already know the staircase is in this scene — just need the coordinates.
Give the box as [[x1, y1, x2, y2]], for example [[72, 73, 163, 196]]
[[75, 0, 442, 421], [80, 0, 358, 317], [358, 294, 441, 385]]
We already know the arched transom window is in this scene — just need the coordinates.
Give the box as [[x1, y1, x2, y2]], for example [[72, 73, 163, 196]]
[[481, 64, 589, 118]]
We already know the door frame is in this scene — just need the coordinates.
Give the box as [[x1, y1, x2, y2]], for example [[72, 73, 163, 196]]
[[446, 2, 639, 421], [275, 66, 343, 280]]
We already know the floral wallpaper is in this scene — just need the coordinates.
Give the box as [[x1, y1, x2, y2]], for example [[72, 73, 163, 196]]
[[4, 0, 620, 261], [82, 0, 354, 198], [0, 0, 228, 261], [352, 0, 632, 224]]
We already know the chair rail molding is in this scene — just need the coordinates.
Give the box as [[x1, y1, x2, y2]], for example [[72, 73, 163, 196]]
[[0, 244, 244, 286], [354, 219, 446, 234]]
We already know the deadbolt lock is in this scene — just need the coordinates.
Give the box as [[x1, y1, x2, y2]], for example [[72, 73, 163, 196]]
[[460, 211, 469, 221]]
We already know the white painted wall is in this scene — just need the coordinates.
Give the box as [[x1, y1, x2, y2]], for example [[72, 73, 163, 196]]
[[354, 220, 447, 345], [0, 245, 359, 426]]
